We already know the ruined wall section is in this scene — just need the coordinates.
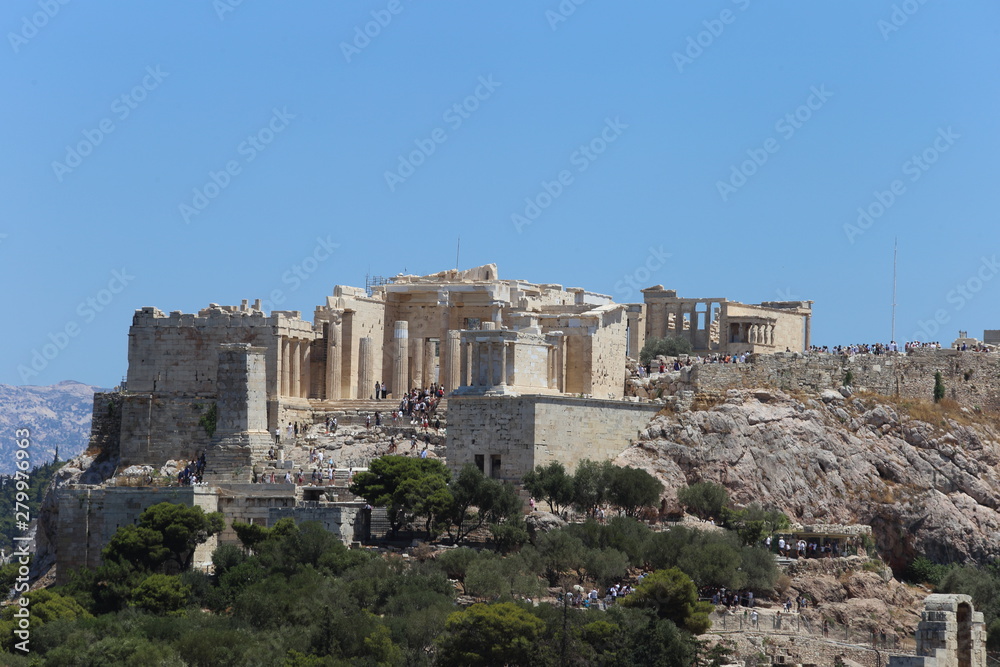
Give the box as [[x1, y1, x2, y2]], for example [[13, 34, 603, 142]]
[[589, 307, 627, 399], [691, 351, 1000, 411], [87, 392, 123, 461]]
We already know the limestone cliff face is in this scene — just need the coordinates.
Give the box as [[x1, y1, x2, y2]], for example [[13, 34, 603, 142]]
[[615, 389, 1000, 571]]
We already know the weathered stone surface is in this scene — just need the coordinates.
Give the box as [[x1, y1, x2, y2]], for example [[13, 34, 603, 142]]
[[616, 389, 1000, 570]]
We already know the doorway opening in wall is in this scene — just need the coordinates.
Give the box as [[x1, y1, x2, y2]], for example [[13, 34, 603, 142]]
[[957, 601, 972, 667], [475, 455, 484, 474], [464, 318, 481, 330], [490, 455, 501, 479]]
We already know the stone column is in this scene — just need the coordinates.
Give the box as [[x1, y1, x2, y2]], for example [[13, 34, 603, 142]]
[[280, 337, 290, 397], [410, 337, 424, 390], [626, 305, 645, 359], [460, 339, 471, 388], [392, 321, 409, 397], [486, 342, 495, 386], [325, 317, 342, 400], [357, 337, 375, 400], [290, 339, 301, 398], [445, 331, 462, 392], [424, 339, 436, 386], [499, 340, 508, 385], [301, 340, 312, 399], [804, 314, 811, 350]]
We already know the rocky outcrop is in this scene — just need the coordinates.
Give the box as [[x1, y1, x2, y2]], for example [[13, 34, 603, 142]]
[[615, 389, 1000, 571]]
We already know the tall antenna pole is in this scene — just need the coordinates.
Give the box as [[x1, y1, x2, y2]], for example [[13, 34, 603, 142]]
[[891, 237, 898, 343], [455, 237, 461, 270]]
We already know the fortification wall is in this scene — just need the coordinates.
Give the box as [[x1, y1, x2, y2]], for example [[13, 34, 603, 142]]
[[55, 486, 218, 584], [119, 395, 215, 467], [87, 392, 123, 460], [691, 351, 1000, 410], [126, 307, 278, 396], [447, 396, 659, 482]]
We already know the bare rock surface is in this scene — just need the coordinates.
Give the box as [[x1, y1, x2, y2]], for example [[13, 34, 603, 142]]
[[615, 389, 1000, 570]]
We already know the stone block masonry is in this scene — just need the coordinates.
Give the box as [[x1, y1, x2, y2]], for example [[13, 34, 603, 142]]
[[691, 350, 1000, 411], [446, 395, 660, 483]]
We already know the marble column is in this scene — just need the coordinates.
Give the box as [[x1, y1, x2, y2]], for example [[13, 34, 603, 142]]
[[410, 336, 424, 390], [357, 337, 374, 400], [301, 340, 312, 399], [392, 321, 408, 397], [280, 337, 290, 397], [424, 339, 436, 387], [500, 340, 507, 384], [290, 339, 301, 398], [325, 317, 342, 400], [444, 331, 461, 392]]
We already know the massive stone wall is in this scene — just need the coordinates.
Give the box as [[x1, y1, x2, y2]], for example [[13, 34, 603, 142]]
[[691, 350, 1000, 411], [446, 396, 660, 482], [54, 486, 219, 584]]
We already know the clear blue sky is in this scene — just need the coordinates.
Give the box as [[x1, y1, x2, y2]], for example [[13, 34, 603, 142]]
[[3, 1, 998, 388]]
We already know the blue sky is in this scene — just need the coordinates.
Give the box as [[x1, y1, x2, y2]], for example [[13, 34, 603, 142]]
[[2, 1, 998, 388]]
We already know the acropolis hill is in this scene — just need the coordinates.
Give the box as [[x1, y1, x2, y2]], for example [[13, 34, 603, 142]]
[[38, 263, 1000, 587]]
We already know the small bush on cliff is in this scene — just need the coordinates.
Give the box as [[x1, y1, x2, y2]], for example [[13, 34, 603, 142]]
[[904, 556, 950, 586], [639, 336, 693, 364], [933, 372, 946, 403]]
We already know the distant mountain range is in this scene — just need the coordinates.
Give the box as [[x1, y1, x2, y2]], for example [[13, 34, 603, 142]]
[[0, 381, 104, 474]]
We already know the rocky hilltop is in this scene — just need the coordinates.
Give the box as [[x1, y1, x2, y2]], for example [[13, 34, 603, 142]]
[[615, 388, 1000, 571], [0, 381, 103, 474]]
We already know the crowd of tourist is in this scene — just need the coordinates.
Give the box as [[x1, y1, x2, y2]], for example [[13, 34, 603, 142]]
[[809, 340, 994, 356], [557, 581, 638, 610], [177, 453, 206, 485]]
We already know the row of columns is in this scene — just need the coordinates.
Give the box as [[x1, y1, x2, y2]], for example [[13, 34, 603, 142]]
[[647, 301, 718, 343], [279, 336, 312, 399], [460, 338, 518, 388]]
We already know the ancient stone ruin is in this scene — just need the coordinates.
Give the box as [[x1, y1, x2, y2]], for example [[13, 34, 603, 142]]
[[890, 594, 987, 667]]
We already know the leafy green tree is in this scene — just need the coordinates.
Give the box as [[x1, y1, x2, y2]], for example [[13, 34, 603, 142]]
[[130, 573, 191, 615], [740, 546, 779, 595], [677, 481, 729, 521], [489, 517, 529, 554], [582, 547, 629, 588], [933, 371, 946, 402], [640, 336, 693, 364], [535, 529, 586, 585], [349, 455, 452, 537], [621, 567, 713, 634], [608, 465, 664, 518], [231, 521, 271, 552], [120, 502, 225, 571], [522, 461, 575, 513], [436, 602, 546, 667], [443, 465, 522, 544], [0, 589, 92, 652], [572, 459, 615, 515], [720, 503, 790, 546], [102, 525, 171, 572]]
